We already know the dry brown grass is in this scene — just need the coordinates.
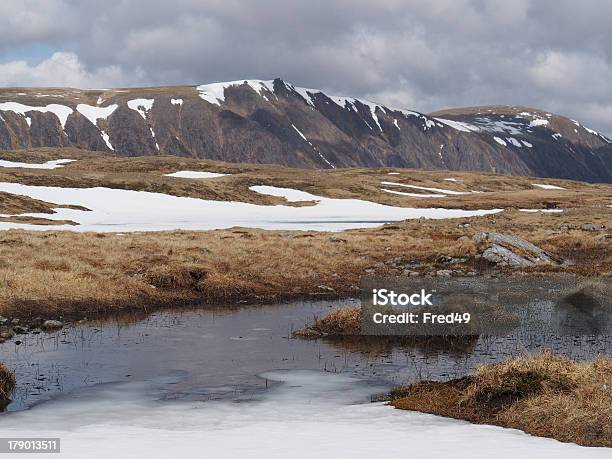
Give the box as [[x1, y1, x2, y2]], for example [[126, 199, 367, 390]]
[[0, 205, 610, 320], [0, 363, 15, 407], [391, 353, 612, 447], [294, 307, 361, 337], [0, 149, 610, 319], [293, 307, 482, 358]]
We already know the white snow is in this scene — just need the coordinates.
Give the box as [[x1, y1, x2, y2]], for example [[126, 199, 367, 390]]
[[521, 140, 533, 148], [0, 370, 606, 459], [387, 172, 400, 175], [327, 96, 383, 131], [284, 82, 439, 132], [381, 188, 446, 198], [24, 117, 31, 127], [127, 99, 154, 119], [291, 124, 308, 141], [507, 137, 522, 147], [444, 177, 458, 182], [463, 117, 528, 135], [164, 171, 228, 179], [581, 125, 611, 143], [75, 104, 118, 149], [149, 127, 160, 150], [290, 124, 335, 168], [552, 133, 563, 140], [519, 209, 564, 213], [290, 85, 316, 107], [380, 181, 471, 195], [493, 136, 507, 146], [0, 182, 500, 232], [197, 80, 275, 106], [530, 118, 549, 127], [76, 103, 118, 126], [532, 183, 566, 190], [0, 102, 73, 128], [100, 131, 113, 151], [422, 117, 436, 130], [393, 119, 400, 130], [0, 159, 75, 170], [281, 82, 427, 132], [316, 151, 335, 168], [435, 118, 480, 132], [359, 101, 383, 131], [170, 98, 183, 106]]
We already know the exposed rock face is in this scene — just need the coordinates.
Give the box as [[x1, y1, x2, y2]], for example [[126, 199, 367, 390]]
[[1, 79, 612, 182], [473, 232, 554, 267]]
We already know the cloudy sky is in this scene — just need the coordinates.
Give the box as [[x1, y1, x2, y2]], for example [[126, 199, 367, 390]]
[[1, 0, 611, 134]]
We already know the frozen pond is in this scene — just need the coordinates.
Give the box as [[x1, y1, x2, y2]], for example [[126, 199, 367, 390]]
[[0, 300, 609, 458]]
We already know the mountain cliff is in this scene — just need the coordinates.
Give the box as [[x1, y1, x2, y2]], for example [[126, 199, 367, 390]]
[[1, 78, 611, 182]]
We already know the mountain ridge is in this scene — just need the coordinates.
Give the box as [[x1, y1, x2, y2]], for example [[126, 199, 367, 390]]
[[0, 78, 611, 182]]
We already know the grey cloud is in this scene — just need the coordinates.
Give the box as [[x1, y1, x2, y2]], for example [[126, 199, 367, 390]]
[[1, 0, 612, 134]]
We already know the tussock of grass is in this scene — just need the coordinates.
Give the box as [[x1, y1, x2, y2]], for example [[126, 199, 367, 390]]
[[0, 363, 15, 407], [391, 353, 612, 447], [294, 307, 361, 337]]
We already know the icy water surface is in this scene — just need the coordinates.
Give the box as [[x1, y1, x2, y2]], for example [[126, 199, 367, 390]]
[[0, 300, 609, 458]]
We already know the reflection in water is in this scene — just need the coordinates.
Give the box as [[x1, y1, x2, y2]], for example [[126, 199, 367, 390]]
[[0, 299, 609, 412], [320, 335, 480, 357]]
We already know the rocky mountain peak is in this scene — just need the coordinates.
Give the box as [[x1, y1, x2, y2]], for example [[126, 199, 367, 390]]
[[0, 81, 610, 182]]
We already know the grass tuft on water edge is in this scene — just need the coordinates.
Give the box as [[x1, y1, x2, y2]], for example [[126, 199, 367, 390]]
[[391, 353, 612, 447]]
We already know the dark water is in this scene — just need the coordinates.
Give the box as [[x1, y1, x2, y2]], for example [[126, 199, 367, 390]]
[[0, 299, 610, 412]]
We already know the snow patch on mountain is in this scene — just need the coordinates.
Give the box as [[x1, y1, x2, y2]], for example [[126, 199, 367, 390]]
[[529, 118, 549, 127], [381, 181, 471, 195], [435, 118, 480, 132], [0, 159, 75, 170], [532, 183, 565, 190], [100, 131, 113, 150], [127, 99, 154, 119], [165, 171, 228, 179], [291, 124, 308, 142], [381, 188, 446, 198], [197, 80, 275, 106], [77, 104, 118, 126], [0, 102, 73, 128]]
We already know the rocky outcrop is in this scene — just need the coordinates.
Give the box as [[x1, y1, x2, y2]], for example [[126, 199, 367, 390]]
[[473, 232, 555, 267], [1, 80, 611, 181]]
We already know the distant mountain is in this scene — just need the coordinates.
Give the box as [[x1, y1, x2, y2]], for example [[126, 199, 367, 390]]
[[0, 78, 611, 182]]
